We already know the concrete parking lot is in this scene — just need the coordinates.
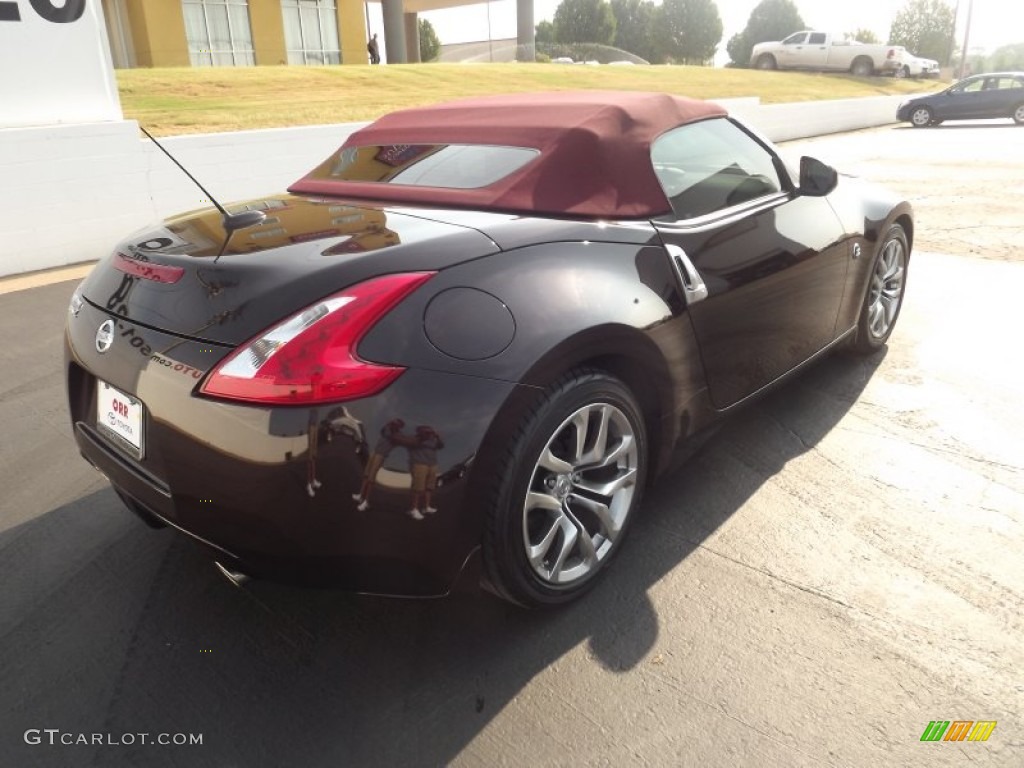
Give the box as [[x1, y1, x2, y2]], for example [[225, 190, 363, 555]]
[[1, 122, 1021, 767]]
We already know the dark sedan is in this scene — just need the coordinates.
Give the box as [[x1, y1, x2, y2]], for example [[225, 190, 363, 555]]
[[66, 92, 912, 607], [897, 72, 1024, 127]]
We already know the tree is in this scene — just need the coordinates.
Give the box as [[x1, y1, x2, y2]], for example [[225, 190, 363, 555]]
[[610, 0, 657, 61], [418, 18, 440, 62], [655, 0, 722, 65], [726, 0, 804, 67], [989, 42, 1024, 71], [535, 20, 556, 45], [848, 28, 879, 45], [553, 0, 617, 45], [888, 0, 955, 63], [725, 33, 746, 67]]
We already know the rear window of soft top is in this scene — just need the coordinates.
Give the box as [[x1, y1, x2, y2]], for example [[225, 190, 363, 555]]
[[304, 144, 540, 190]]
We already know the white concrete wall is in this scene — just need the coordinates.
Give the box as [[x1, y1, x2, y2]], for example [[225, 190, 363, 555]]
[[724, 95, 909, 143], [0, 121, 366, 277], [0, 94, 912, 278]]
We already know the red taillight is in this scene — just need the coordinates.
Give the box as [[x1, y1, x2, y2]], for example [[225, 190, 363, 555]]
[[113, 252, 185, 284], [200, 272, 435, 405]]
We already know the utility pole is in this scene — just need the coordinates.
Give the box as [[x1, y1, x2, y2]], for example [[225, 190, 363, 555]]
[[486, 1, 494, 62], [946, 0, 959, 66], [958, 0, 974, 79]]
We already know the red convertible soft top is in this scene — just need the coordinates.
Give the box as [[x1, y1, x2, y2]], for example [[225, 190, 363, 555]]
[[289, 91, 726, 219]]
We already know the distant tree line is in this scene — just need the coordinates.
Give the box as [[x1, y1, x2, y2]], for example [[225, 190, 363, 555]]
[[539, 0, 723, 65], [538, 0, 1020, 73], [962, 43, 1024, 74]]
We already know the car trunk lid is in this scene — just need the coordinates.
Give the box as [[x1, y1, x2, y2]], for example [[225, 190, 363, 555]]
[[78, 195, 500, 346]]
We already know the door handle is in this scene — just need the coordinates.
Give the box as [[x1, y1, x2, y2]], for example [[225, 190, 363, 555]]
[[665, 244, 708, 306]]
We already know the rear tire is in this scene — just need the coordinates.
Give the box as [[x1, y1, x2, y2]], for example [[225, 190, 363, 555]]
[[1013, 103, 1024, 125], [851, 57, 874, 77], [851, 224, 909, 355], [755, 54, 777, 71], [895, 65, 909, 79], [483, 370, 647, 608]]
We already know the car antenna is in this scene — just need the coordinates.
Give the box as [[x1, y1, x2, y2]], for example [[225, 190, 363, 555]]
[[139, 126, 265, 261]]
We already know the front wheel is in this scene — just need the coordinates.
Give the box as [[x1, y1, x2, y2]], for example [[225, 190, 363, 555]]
[[910, 106, 933, 127], [1013, 103, 1024, 125], [483, 371, 647, 607], [755, 54, 777, 71], [851, 224, 909, 354]]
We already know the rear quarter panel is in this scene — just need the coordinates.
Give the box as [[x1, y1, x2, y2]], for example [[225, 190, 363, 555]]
[[360, 240, 711, 474]]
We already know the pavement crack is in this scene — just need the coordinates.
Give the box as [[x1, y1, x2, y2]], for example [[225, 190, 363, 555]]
[[643, 667, 837, 766], [896, 681, 922, 708], [692, 542, 856, 612], [934, 224, 1024, 231], [833, 424, 1024, 474], [764, 413, 812, 451]]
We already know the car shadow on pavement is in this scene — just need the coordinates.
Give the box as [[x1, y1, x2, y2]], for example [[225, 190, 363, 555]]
[[1, 351, 884, 768], [893, 123, 1019, 130]]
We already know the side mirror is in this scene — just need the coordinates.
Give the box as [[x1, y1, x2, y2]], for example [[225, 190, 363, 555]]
[[798, 156, 838, 197]]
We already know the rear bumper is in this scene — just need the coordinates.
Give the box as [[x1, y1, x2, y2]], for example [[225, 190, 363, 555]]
[[66, 299, 518, 597]]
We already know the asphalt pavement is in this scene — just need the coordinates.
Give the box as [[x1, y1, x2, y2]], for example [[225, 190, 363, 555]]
[[1, 122, 1022, 767]]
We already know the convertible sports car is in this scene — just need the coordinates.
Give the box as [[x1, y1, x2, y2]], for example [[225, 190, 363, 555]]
[[66, 91, 912, 607]]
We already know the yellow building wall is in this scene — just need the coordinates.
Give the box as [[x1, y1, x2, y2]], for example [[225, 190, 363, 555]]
[[125, 0, 190, 67], [125, 0, 367, 68], [249, 0, 288, 65], [338, 0, 369, 65]]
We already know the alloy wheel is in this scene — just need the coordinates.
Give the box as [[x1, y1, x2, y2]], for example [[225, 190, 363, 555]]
[[867, 236, 906, 340], [522, 402, 639, 586], [910, 107, 932, 127]]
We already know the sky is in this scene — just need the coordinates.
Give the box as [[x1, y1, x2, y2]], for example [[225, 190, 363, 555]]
[[367, 0, 1024, 64]]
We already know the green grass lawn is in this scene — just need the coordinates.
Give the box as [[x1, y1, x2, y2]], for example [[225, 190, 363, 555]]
[[118, 63, 939, 136]]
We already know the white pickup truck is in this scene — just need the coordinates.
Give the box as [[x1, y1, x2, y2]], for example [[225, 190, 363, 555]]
[[750, 31, 904, 77]]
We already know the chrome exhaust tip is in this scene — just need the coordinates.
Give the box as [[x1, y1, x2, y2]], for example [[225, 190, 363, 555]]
[[214, 561, 250, 587]]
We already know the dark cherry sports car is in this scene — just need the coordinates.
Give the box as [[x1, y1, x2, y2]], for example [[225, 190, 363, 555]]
[[66, 92, 912, 607]]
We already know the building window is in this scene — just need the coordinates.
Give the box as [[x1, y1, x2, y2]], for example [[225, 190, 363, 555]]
[[282, 0, 341, 65], [182, 0, 255, 67]]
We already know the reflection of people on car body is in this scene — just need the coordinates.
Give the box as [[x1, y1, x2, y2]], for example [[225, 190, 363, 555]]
[[408, 426, 444, 521], [352, 418, 405, 511], [306, 410, 322, 498]]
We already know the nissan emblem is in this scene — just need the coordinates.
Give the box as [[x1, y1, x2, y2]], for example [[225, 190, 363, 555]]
[[95, 320, 115, 354]]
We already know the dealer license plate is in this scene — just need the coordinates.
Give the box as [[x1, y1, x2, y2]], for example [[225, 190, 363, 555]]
[[96, 380, 145, 458]]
